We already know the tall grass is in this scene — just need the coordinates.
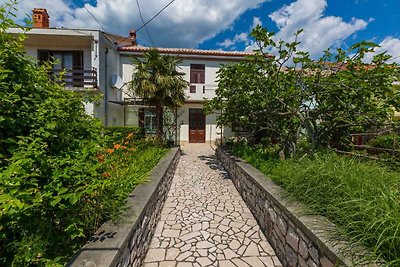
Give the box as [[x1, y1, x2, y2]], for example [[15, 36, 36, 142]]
[[229, 143, 400, 265]]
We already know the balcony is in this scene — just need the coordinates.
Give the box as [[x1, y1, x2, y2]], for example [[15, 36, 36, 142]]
[[185, 84, 216, 102], [51, 67, 98, 90]]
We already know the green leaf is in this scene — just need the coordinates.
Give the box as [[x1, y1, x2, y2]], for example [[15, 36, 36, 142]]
[[50, 196, 61, 207]]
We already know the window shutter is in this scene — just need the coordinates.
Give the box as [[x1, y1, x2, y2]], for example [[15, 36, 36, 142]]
[[72, 51, 83, 69], [139, 108, 144, 128], [200, 72, 205, 84], [38, 51, 50, 65], [190, 64, 205, 84], [190, 68, 195, 83]]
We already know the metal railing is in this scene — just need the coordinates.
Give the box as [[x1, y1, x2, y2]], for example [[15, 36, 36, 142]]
[[51, 66, 98, 88]]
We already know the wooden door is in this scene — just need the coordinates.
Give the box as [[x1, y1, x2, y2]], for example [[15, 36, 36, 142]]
[[189, 108, 206, 143]]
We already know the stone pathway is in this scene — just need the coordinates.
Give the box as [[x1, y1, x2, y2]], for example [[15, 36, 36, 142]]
[[143, 144, 282, 267]]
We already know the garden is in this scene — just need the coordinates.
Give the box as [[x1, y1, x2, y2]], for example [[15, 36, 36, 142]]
[[0, 4, 169, 266], [205, 26, 400, 265]]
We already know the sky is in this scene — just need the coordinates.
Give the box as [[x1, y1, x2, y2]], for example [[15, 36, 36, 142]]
[[3, 0, 400, 61]]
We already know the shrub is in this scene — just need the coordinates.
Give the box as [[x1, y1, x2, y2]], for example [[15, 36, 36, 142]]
[[104, 126, 144, 140], [0, 4, 167, 265], [228, 143, 400, 265], [367, 133, 400, 150]]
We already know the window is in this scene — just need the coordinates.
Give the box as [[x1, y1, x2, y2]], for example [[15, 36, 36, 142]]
[[190, 64, 205, 84], [139, 108, 157, 134], [190, 85, 196, 93], [144, 110, 157, 134], [38, 50, 84, 87], [38, 50, 83, 69]]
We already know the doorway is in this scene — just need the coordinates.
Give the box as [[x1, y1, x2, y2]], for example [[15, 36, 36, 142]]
[[189, 108, 206, 143]]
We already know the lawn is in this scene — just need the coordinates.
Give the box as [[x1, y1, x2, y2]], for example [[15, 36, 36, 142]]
[[228, 142, 400, 266]]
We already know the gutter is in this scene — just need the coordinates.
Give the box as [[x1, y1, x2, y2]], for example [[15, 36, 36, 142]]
[[104, 47, 109, 126]]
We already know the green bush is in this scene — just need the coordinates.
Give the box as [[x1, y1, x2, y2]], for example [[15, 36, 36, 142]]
[[103, 126, 144, 143], [0, 4, 167, 266], [367, 133, 400, 150], [228, 143, 400, 265]]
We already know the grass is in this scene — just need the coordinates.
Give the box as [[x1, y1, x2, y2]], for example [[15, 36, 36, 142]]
[[229, 143, 400, 266], [367, 133, 400, 150]]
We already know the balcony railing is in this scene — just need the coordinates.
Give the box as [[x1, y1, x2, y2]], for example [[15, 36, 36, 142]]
[[51, 67, 98, 89]]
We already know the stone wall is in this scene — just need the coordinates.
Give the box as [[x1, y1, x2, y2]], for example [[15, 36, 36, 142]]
[[217, 147, 363, 267], [68, 148, 180, 267]]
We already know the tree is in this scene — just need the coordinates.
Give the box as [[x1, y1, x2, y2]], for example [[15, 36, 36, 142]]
[[205, 26, 400, 156], [129, 50, 188, 139], [0, 2, 106, 265]]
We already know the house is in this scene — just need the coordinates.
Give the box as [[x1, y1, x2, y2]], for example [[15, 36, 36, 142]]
[[9, 8, 253, 144], [8, 8, 124, 125], [116, 46, 253, 143]]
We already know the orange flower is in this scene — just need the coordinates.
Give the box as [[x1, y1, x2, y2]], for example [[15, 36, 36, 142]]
[[97, 154, 105, 163], [127, 133, 134, 139], [114, 144, 122, 149], [102, 172, 110, 177], [106, 148, 114, 154], [124, 141, 129, 145], [122, 146, 127, 149]]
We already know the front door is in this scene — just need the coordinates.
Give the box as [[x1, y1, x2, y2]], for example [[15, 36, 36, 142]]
[[189, 108, 206, 143]]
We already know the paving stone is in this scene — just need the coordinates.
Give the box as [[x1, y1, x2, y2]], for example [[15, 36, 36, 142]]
[[259, 256, 275, 266], [242, 256, 266, 267], [163, 229, 181, 238], [176, 251, 192, 261], [166, 248, 180, 260], [196, 241, 214, 249], [218, 260, 236, 267], [231, 258, 251, 266], [160, 261, 177, 267], [145, 248, 165, 262], [143, 144, 281, 267], [196, 256, 213, 266], [223, 248, 239, 260], [243, 242, 260, 256]]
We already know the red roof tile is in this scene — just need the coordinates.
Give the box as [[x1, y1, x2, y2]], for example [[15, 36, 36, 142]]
[[118, 45, 255, 58]]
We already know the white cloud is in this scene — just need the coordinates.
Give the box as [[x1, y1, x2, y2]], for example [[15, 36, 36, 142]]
[[363, 37, 400, 63], [218, 16, 262, 49], [252, 16, 262, 29], [3, 0, 269, 48], [218, 32, 248, 48], [246, 0, 368, 58]]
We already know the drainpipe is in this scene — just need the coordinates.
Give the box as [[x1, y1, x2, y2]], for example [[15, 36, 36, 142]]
[[104, 47, 109, 126]]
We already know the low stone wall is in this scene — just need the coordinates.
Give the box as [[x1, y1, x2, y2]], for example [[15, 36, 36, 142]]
[[217, 147, 363, 267], [68, 148, 180, 267]]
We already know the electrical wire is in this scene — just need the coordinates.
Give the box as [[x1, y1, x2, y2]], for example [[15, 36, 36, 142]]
[[135, 0, 155, 47], [117, 0, 177, 46], [84, 5, 108, 33], [136, 0, 175, 32]]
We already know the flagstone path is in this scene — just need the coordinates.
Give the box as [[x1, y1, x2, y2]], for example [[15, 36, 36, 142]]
[[143, 144, 282, 267]]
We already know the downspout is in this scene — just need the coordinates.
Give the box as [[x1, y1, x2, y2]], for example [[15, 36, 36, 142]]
[[104, 47, 109, 126]]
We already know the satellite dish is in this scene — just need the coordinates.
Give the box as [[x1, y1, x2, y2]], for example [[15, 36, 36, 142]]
[[112, 75, 125, 89]]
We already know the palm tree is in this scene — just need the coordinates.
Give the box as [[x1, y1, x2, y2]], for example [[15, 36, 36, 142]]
[[129, 49, 188, 139]]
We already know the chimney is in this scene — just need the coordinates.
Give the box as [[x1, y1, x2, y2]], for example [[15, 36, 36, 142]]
[[32, 8, 50, 28], [129, 29, 137, 46]]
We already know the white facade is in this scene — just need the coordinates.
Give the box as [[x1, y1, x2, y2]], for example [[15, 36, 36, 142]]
[[11, 26, 250, 143], [8, 27, 121, 126], [118, 50, 248, 143]]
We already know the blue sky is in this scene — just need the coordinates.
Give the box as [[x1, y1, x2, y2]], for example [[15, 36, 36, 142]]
[[4, 0, 400, 61], [202, 0, 399, 51]]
